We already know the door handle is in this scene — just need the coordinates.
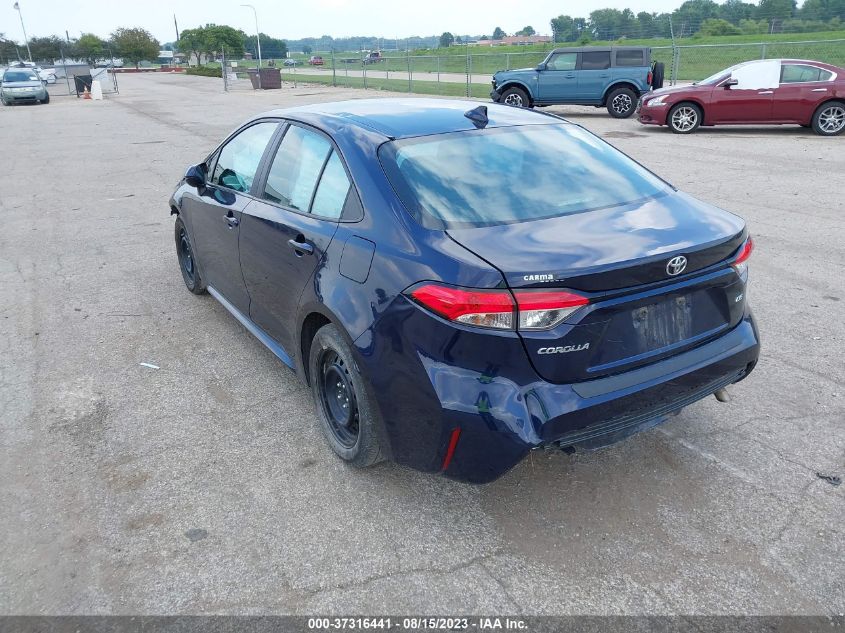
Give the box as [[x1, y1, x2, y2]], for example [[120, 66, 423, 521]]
[[223, 213, 239, 228], [811, 88, 828, 92], [565, 73, 575, 78], [757, 90, 773, 94], [287, 237, 314, 256]]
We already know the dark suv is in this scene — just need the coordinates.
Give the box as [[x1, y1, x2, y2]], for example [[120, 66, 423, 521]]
[[491, 46, 664, 118]]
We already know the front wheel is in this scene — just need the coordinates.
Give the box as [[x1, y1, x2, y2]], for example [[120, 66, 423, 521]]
[[500, 86, 530, 108], [174, 217, 206, 294], [812, 101, 845, 136], [40, 93, 50, 104], [309, 324, 384, 468], [668, 103, 702, 134]]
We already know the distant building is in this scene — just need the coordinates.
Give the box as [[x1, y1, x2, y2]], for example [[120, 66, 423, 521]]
[[476, 35, 552, 47], [157, 50, 174, 65]]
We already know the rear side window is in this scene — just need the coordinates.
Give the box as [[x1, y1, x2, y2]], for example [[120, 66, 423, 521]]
[[547, 52, 577, 71], [263, 125, 332, 211], [581, 51, 611, 70], [615, 50, 644, 67], [211, 122, 278, 193], [780, 64, 833, 83], [311, 152, 351, 219], [380, 124, 668, 229]]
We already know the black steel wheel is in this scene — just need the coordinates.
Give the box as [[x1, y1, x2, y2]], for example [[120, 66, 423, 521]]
[[308, 323, 384, 468], [174, 217, 206, 294]]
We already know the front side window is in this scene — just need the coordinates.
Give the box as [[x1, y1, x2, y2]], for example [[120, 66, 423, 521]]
[[263, 125, 332, 211], [581, 51, 611, 70], [380, 124, 668, 229], [211, 122, 278, 193], [780, 64, 832, 83], [546, 53, 577, 71]]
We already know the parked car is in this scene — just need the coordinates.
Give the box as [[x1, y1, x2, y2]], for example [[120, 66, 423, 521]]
[[36, 66, 57, 84], [283, 59, 301, 67], [169, 98, 759, 483], [491, 46, 664, 118], [0, 68, 49, 105], [363, 51, 383, 64], [638, 58, 845, 135], [308, 56, 324, 66]]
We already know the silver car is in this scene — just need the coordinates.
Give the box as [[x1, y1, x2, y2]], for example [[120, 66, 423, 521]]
[[1, 68, 50, 105]]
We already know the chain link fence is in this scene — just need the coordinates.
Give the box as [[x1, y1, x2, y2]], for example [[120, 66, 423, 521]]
[[276, 39, 845, 96]]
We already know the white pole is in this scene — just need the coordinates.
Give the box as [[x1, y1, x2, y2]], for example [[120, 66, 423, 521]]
[[241, 4, 262, 88], [13, 2, 32, 62]]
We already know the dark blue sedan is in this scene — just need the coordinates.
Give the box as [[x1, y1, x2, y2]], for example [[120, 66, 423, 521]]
[[169, 98, 760, 483]]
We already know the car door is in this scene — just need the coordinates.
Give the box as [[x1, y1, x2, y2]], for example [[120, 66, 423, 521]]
[[536, 52, 578, 102], [576, 50, 612, 100], [773, 63, 836, 122], [706, 60, 779, 123], [239, 123, 356, 355], [185, 120, 279, 313]]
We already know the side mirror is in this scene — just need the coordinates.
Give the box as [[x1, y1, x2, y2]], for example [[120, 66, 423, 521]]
[[536, 63, 547, 71], [723, 78, 739, 89], [184, 163, 206, 188]]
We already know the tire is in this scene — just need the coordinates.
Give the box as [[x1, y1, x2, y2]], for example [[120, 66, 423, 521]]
[[668, 102, 702, 134], [606, 86, 637, 118], [174, 217, 206, 294], [811, 101, 845, 136], [41, 93, 49, 104], [308, 323, 384, 468], [651, 61, 665, 90], [500, 86, 530, 108]]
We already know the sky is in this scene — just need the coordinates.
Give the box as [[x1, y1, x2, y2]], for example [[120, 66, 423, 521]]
[[2, 0, 692, 43]]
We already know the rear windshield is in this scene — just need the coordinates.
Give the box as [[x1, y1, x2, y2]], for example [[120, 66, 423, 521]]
[[379, 124, 669, 229]]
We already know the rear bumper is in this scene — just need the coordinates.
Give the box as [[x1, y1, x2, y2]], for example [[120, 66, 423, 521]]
[[356, 297, 760, 484]]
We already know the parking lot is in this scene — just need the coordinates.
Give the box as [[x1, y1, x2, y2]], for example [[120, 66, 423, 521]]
[[1, 72, 843, 615]]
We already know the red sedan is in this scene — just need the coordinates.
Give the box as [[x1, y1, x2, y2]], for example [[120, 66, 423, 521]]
[[638, 59, 845, 135]]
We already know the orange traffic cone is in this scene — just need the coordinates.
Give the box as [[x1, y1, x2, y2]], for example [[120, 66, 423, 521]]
[[83, 86, 92, 100]]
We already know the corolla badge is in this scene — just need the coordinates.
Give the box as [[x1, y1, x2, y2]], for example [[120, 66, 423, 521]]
[[666, 255, 688, 276], [537, 343, 590, 354]]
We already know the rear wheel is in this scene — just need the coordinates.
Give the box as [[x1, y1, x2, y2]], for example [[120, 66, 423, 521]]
[[668, 102, 701, 134], [606, 86, 637, 118], [651, 62, 665, 90], [811, 101, 845, 136], [309, 324, 384, 468], [174, 217, 206, 294], [500, 86, 530, 108]]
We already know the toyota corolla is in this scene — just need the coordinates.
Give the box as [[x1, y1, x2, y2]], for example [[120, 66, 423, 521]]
[[169, 98, 760, 483]]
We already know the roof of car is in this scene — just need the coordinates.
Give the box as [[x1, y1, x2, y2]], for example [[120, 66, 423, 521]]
[[550, 46, 650, 54], [261, 98, 566, 140]]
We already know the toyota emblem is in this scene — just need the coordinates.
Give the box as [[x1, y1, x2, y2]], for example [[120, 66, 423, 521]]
[[666, 255, 688, 276]]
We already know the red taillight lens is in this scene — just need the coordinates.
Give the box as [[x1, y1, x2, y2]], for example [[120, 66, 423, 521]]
[[408, 284, 589, 331], [647, 71, 653, 85], [409, 284, 515, 329], [733, 236, 754, 267], [513, 290, 589, 330]]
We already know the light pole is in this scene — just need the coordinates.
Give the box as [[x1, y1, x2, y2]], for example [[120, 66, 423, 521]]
[[13, 2, 32, 62], [241, 3, 262, 89]]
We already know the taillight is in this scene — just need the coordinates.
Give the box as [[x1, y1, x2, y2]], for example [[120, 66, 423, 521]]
[[647, 70, 653, 85], [732, 236, 754, 274], [409, 284, 514, 329], [408, 283, 589, 331], [513, 290, 589, 330]]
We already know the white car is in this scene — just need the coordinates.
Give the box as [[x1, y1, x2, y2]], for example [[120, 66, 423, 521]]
[[37, 67, 57, 84]]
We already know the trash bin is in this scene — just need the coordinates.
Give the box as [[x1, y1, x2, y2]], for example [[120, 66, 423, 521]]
[[258, 67, 281, 89], [246, 68, 259, 89], [73, 74, 93, 96]]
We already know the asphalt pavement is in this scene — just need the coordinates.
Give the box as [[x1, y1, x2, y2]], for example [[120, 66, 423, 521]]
[[1, 72, 843, 615]]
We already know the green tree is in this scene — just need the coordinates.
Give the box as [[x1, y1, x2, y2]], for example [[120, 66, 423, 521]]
[[719, 0, 758, 23], [758, 0, 797, 20], [243, 33, 286, 59], [202, 24, 245, 60], [302, 44, 312, 55], [439, 31, 454, 47], [698, 17, 743, 33], [177, 28, 204, 65], [74, 33, 106, 66], [27, 36, 64, 63], [0, 33, 20, 64], [492, 26, 505, 40], [111, 27, 159, 69], [517, 25, 536, 36], [550, 15, 574, 41]]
